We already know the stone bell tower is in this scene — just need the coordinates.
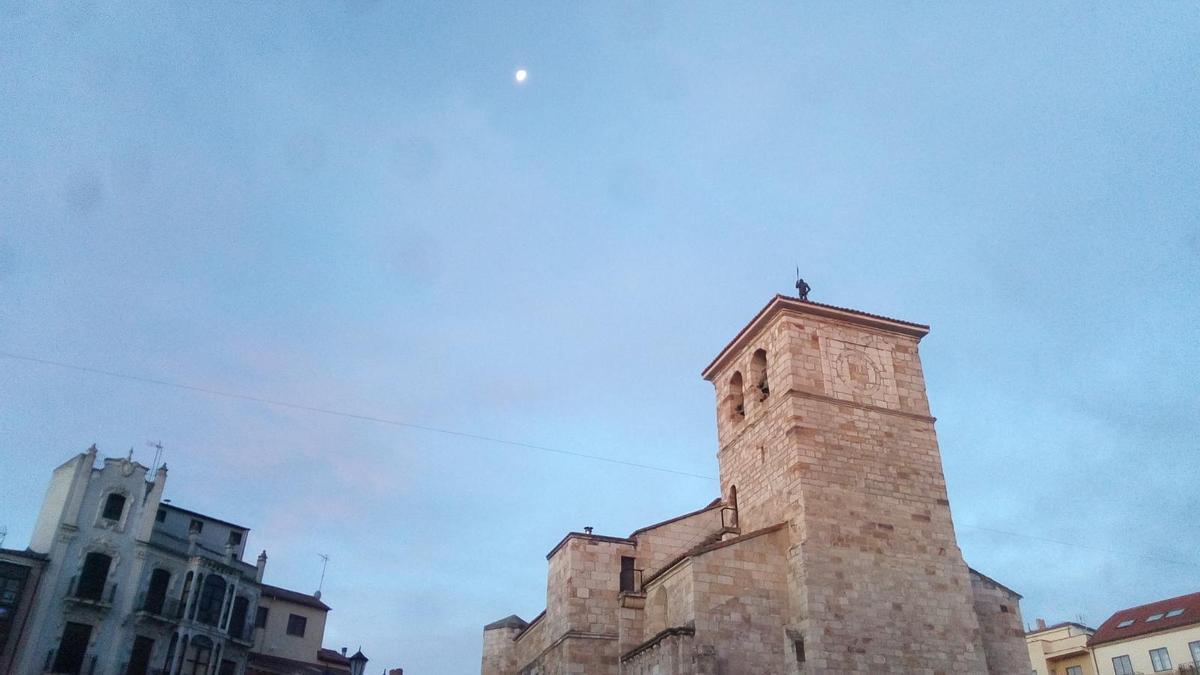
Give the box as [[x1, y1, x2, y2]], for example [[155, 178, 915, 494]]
[[702, 294, 991, 673]]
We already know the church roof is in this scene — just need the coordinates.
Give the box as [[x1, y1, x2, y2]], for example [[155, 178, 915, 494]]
[[702, 295, 930, 380]]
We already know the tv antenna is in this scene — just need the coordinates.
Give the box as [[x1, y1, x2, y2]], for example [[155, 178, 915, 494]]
[[146, 440, 165, 474], [317, 553, 330, 595], [0, 524, 7, 547]]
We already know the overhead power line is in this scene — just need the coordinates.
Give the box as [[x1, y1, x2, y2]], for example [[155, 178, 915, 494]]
[[0, 350, 717, 481], [3, 350, 1195, 569]]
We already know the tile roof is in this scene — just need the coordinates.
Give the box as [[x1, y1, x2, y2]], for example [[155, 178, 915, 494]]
[[1025, 620, 1094, 636], [1089, 591, 1200, 647], [260, 583, 331, 611], [317, 648, 350, 666]]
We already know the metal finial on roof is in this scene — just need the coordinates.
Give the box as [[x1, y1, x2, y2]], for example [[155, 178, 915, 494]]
[[795, 267, 811, 301]]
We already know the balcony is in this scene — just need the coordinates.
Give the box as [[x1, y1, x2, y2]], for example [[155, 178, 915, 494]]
[[133, 594, 181, 624], [43, 650, 97, 675], [619, 568, 645, 608], [63, 577, 116, 611]]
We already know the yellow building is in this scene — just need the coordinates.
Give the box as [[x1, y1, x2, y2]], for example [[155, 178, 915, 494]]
[[1026, 620, 1096, 675]]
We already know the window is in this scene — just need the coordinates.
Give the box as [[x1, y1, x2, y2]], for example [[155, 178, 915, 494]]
[[1190, 641, 1200, 666], [143, 568, 170, 615], [728, 371, 745, 422], [227, 531, 242, 546], [156, 509, 166, 523], [76, 552, 112, 601], [1065, 667, 1082, 675], [750, 349, 769, 400], [1149, 647, 1171, 672], [126, 636, 154, 675], [255, 606, 269, 628], [228, 596, 249, 639], [196, 575, 227, 626], [218, 661, 237, 675], [182, 636, 212, 675], [1112, 655, 1134, 675], [619, 556, 637, 593], [51, 622, 92, 674], [1167, 608, 1185, 618], [286, 613, 307, 637], [189, 519, 203, 535], [1116, 619, 1135, 628], [0, 562, 30, 656], [1147, 612, 1164, 621], [102, 493, 126, 521]]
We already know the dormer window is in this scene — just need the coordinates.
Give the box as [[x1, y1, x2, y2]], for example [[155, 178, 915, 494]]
[[1116, 619, 1135, 628], [228, 531, 243, 546], [728, 372, 745, 422], [189, 519, 204, 535], [102, 494, 126, 521], [750, 349, 769, 401]]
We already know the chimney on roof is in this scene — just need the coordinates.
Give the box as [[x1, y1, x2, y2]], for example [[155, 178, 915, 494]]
[[584, 526, 593, 535], [1036, 618, 1047, 630], [341, 647, 347, 657], [256, 550, 268, 582]]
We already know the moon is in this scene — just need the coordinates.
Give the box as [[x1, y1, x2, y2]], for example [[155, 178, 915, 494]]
[[515, 69, 528, 83]]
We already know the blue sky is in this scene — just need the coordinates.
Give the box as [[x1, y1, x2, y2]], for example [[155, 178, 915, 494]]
[[1, 2, 1197, 672]]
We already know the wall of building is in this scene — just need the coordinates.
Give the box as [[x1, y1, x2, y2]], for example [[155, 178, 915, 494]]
[[0, 552, 46, 675], [971, 571, 1032, 674], [1091, 626, 1200, 675], [253, 595, 329, 663]]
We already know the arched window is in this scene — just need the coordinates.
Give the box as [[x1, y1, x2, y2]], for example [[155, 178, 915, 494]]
[[196, 575, 227, 626], [750, 349, 769, 401], [143, 568, 170, 615], [228, 595, 250, 640], [76, 552, 112, 601], [645, 586, 668, 637], [178, 572, 193, 619], [101, 493, 126, 521], [727, 371, 745, 422]]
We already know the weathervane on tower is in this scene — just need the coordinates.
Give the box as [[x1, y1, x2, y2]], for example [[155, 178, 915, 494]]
[[795, 267, 811, 301]]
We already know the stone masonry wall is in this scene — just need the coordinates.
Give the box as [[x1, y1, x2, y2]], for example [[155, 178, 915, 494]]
[[971, 571, 1032, 674]]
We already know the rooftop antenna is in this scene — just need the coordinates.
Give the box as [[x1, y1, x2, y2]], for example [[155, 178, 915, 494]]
[[317, 553, 330, 597], [0, 524, 7, 548], [146, 440, 165, 474]]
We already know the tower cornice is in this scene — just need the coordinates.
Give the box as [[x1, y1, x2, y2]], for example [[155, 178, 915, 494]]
[[701, 294, 930, 381]]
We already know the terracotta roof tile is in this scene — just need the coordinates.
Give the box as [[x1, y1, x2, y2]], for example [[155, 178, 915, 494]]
[[1089, 591, 1200, 647]]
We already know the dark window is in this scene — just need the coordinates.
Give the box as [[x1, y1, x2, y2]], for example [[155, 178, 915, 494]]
[[619, 557, 636, 593], [161, 633, 178, 674], [102, 493, 126, 521], [51, 622, 92, 674], [728, 371, 745, 421], [218, 660, 236, 675], [143, 569, 170, 615], [255, 606, 269, 628], [177, 572, 193, 619], [76, 552, 112, 601], [189, 519, 203, 535], [183, 636, 212, 675], [750, 348, 769, 400], [227, 531, 242, 546], [156, 509, 166, 523], [793, 637, 805, 664], [228, 596, 249, 639], [196, 575, 227, 626], [286, 613, 307, 637], [0, 563, 30, 661], [125, 636, 154, 675]]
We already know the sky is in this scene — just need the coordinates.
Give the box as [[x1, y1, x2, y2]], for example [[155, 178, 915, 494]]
[[0, 2, 1197, 672]]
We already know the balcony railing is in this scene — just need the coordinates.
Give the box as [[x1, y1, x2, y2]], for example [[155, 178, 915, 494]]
[[43, 650, 97, 675], [64, 577, 117, 608], [134, 593, 181, 623]]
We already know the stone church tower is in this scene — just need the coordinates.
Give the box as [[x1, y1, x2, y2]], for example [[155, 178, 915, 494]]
[[482, 295, 1030, 674]]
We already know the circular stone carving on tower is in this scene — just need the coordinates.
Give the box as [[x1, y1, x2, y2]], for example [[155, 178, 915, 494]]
[[834, 349, 881, 392]]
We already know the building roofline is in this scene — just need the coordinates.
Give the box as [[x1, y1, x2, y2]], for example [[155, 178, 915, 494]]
[[545, 532, 636, 561], [1025, 621, 1094, 636], [0, 547, 49, 562], [513, 609, 546, 642], [627, 498, 723, 538], [968, 566, 1024, 599], [259, 583, 331, 611], [161, 502, 250, 531], [484, 614, 529, 631], [642, 522, 787, 588], [701, 295, 930, 381]]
